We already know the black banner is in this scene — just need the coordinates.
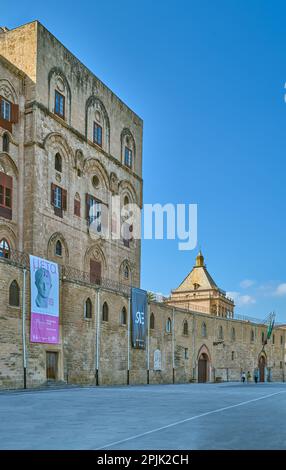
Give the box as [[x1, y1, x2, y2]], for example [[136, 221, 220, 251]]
[[131, 287, 147, 349]]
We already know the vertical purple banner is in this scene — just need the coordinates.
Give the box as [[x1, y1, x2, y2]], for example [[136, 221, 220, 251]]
[[30, 255, 59, 344]]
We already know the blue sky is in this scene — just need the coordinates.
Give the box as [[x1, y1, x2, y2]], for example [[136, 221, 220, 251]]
[[2, 0, 286, 321]]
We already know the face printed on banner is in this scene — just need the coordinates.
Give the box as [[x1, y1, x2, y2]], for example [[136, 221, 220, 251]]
[[35, 268, 52, 308]]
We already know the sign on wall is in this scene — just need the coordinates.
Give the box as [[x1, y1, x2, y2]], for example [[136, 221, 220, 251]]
[[154, 349, 162, 371], [30, 255, 59, 344], [131, 287, 147, 349]]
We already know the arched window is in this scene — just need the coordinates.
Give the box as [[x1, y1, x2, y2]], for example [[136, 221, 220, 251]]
[[0, 238, 10, 259], [9, 280, 20, 307], [251, 329, 255, 342], [183, 320, 188, 335], [202, 322, 207, 338], [55, 153, 62, 172], [219, 325, 224, 340], [55, 240, 62, 256], [102, 302, 109, 322], [120, 307, 127, 325], [124, 195, 129, 206], [3, 133, 9, 152], [124, 265, 129, 279], [281, 335, 283, 346], [150, 312, 155, 330], [231, 327, 236, 341], [84, 298, 92, 319], [121, 130, 135, 169], [262, 332, 265, 344], [272, 334, 275, 345], [86, 96, 110, 153], [166, 317, 172, 334]]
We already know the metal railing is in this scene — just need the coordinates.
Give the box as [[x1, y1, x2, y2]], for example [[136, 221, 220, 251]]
[[0, 248, 29, 268], [0, 248, 131, 296], [62, 265, 131, 296]]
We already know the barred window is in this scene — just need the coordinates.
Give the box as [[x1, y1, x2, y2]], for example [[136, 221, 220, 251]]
[[150, 312, 155, 330], [0, 238, 10, 258], [102, 302, 109, 322], [120, 307, 127, 325], [202, 322, 207, 338], [9, 280, 20, 307], [166, 317, 172, 334], [84, 298, 92, 319], [183, 320, 188, 335]]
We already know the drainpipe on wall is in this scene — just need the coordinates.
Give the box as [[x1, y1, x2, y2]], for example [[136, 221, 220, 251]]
[[147, 303, 150, 384], [22, 268, 27, 389], [95, 288, 100, 386], [192, 314, 196, 382], [127, 291, 131, 386], [172, 308, 175, 384]]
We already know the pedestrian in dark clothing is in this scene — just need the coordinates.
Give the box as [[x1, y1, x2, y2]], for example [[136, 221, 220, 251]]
[[254, 370, 259, 383]]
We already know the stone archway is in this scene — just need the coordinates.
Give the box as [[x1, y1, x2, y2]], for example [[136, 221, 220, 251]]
[[258, 354, 267, 382], [197, 345, 211, 383], [198, 353, 208, 383]]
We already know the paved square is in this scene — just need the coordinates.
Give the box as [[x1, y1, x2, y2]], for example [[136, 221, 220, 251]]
[[0, 382, 286, 450]]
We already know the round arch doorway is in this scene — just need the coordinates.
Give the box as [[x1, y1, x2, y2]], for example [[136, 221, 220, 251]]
[[197, 345, 211, 383], [258, 354, 267, 382]]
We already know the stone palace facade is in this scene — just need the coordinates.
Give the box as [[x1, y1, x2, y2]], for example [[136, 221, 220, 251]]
[[0, 21, 285, 389]]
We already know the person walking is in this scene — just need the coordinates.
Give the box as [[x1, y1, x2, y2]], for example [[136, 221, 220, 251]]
[[241, 371, 246, 383], [254, 369, 259, 384], [247, 371, 251, 383]]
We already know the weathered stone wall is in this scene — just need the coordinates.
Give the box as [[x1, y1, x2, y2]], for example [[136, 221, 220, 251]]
[[0, 22, 37, 85], [1, 260, 285, 390], [0, 20, 143, 287]]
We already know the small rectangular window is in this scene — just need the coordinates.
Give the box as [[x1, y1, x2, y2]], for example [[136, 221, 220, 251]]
[[93, 122, 102, 146], [54, 186, 62, 209], [124, 147, 132, 168], [54, 91, 65, 118], [184, 348, 189, 360], [0, 172, 13, 220], [1, 98, 11, 121], [90, 198, 102, 232]]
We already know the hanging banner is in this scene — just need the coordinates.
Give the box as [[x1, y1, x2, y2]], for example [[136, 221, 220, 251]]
[[131, 287, 147, 349], [30, 255, 59, 344]]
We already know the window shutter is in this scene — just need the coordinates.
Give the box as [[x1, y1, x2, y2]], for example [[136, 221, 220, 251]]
[[5, 174, 13, 190], [62, 189, 67, 211], [0, 171, 6, 186], [0, 117, 12, 132], [10, 104, 19, 124], [86, 193, 90, 221], [51, 183, 55, 206]]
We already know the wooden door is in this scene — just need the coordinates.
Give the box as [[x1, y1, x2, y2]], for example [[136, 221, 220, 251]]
[[46, 352, 58, 380], [259, 356, 265, 382], [198, 355, 207, 383], [90, 259, 101, 285]]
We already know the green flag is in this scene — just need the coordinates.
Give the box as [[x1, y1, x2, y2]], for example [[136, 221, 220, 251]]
[[267, 316, 275, 340]]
